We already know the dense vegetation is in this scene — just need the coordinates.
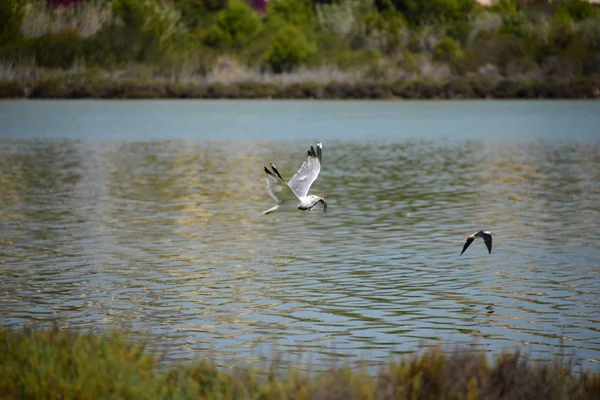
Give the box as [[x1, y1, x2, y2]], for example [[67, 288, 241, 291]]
[[1, 0, 599, 98], [1, 327, 599, 399]]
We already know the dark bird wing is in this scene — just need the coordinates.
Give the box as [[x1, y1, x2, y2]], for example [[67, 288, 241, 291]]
[[460, 237, 475, 256], [482, 233, 493, 254]]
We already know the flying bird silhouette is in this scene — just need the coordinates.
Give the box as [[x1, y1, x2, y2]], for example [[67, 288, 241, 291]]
[[455, 231, 493, 255]]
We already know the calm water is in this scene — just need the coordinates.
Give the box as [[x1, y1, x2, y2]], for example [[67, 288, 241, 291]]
[[1, 100, 599, 371]]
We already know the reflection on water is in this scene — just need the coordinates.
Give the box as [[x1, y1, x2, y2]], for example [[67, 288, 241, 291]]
[[1, 102, 600, 371]]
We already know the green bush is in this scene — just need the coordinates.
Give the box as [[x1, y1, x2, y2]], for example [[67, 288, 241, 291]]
[[112, 0, 182, 62], [263, 24, 316, 73], [206, 0, 261, 50], [36, 28, 83, 69], [0, 0, 25, 46], [0, 80, 25, 98], [434, 36, 460, 62], [2, 328, 600, 400], [0, 38, 36, 64], [173, 0, 212, 29], [555, 0, 600, 22], [268, 0, 314, 27], [390, 0, 479, 25], [359, 11, 407, 55]]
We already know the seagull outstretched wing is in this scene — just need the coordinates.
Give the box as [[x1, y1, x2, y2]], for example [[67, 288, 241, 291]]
[[264, 163, 299, 204], [288, 142, 322, 198]]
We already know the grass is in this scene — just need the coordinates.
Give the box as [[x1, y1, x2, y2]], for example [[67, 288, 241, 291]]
[[1, 327, 599, 400]]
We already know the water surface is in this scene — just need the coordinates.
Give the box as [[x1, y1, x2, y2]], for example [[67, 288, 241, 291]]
[[1, 100, 599, 370]]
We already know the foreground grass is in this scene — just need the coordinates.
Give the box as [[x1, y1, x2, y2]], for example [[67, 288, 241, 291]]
[[1, 328, 599, 399]]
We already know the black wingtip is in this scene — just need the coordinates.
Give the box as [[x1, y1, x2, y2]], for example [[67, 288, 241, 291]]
[[460, 238, 473, 256], [270, 163, 284, 180]]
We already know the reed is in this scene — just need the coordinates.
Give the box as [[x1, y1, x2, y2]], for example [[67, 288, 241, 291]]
[[1, 327, 599, 400]]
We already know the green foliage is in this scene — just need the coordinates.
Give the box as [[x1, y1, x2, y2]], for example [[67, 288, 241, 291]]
[[1, 328, 600, 400], [0, 0, 25, 46], [206, 0, 261, 50], [359, 11, 407, 54], [203, 0, 229, 12], [263, 24, 316, 72], [555, 0, 600, 22], [0, 80, 25, 97], [0, 0, 597, 83], [390, 0, 479, 24], [269, 0, 315, 27], [434, 36, 460, 62], [36, 28, 83, 68], [173, 0, 208, 29], [0, 328, 166, 399], [491, 0, 520, 14], [112, 0, 182, 61], [500, 12, 534, 40], [0, 38, 36, 63]]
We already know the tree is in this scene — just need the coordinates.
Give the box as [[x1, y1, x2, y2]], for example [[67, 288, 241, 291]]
[[263, 24, 316, 72], [111, 0, 182, 61], [380, 0, 478, 24], [207, 0, 261, 49], [433, 36, 460, 62], [555, 0, 600, 22]]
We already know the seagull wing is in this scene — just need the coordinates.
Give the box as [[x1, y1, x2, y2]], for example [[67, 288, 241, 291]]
[[288, 143, 323, 198], [264, 163, 299, 203], [482, 234, 493, 254], [460, 237, 474, 256]]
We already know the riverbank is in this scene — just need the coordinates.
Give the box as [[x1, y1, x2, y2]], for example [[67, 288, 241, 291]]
[[2, 76, 600, 100], [1, 327, 599, 399]]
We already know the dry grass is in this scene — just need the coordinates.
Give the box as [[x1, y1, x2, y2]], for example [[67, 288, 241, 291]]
[[22, 0, 113, 38]]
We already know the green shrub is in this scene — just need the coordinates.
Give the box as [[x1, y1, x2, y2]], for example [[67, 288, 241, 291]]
[[36, 28, 83, 69], [359, 11, 407, 55], [555, 0, 600, 22], [0, 0, 25, 46], [268, 0, 314, 27], [206, 0, 261, 50], [390, 0, 479, 25], [2, 328, 600, 400], [0, 80, 25, 98], [0, 38, 36, 64], [263, 24, 316, 73], [30, 78, 70, 98], [112, 0, 182, 62], [434, 36, 460, 62], [173, 0, 212, 29]]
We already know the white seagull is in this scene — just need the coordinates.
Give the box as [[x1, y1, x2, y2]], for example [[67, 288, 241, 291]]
[[455, 231, 493, 255], [263, 142, 327, 215]]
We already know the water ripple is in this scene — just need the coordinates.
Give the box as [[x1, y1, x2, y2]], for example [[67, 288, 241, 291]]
[[1, 102, 600, 371]]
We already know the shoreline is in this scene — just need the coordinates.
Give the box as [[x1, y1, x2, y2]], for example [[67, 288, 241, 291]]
[[2, 77, 599, 100]]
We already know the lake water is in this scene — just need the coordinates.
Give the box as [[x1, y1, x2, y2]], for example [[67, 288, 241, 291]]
[[1, 100, 599, 371]]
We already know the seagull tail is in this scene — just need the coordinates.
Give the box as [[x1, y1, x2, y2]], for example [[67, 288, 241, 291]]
[[263, 205, 279, 215]]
